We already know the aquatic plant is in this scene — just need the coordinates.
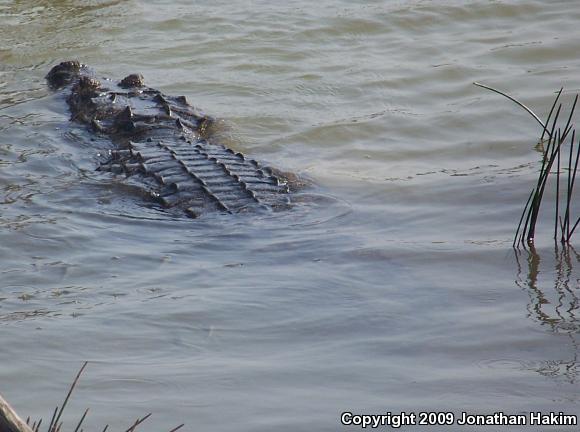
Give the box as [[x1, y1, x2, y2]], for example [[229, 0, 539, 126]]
[[474, 83, 579, 246], [0, 362, 184, 432]]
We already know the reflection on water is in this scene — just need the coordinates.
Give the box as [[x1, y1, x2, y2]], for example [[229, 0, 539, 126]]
[[516, 246, 580, 333], [515, 246, 580, 382]]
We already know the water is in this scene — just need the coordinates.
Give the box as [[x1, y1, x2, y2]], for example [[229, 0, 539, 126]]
[[1, 1, 579, 431]]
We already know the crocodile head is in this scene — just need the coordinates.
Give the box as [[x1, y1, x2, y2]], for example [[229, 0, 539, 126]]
[[46, 60, 85, 89]]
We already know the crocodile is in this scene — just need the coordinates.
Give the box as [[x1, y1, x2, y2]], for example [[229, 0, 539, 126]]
[[46, 60, 292, 218]]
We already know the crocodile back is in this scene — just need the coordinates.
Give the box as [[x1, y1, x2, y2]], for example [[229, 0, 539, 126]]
[[100, 138, 290, 217], [48, 61, 294, 218]]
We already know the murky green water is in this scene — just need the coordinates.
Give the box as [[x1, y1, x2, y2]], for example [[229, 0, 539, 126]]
[[1, 1, 579, 431]]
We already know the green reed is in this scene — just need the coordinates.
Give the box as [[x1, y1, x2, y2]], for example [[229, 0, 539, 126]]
[[475, 83, 579, 246]]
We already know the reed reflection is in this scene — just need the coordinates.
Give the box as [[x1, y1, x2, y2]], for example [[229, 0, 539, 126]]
[[515, 245, 580, 382]]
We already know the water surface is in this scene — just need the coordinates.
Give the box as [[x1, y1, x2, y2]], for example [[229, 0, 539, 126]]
[[1, 1, 579, 431]]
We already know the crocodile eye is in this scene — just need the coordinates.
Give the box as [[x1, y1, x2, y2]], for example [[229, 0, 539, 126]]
[[119, 74, 145, 88]]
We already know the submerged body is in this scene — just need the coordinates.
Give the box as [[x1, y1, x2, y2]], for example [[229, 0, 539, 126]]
[[46, 61, 291, 218]]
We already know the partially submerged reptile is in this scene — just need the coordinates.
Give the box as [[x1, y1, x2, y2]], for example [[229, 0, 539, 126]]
[[46, 60, 293, 218]]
